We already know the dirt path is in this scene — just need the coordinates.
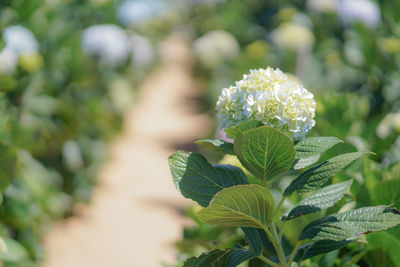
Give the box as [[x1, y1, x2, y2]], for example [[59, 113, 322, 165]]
[[43, 34, 211, 267]]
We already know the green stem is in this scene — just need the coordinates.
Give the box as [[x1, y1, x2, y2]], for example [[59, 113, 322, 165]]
[[271, 222, 287, 266], [261, 225, 285, 265], [287, 241, 302, 266], [276, 196, 286, 213], [257, 255, 279, 267], [279, 221, 286, 241], [262, 179, 267, 187]]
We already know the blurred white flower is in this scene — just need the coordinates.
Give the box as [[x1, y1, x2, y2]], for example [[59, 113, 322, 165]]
[[270, 23, 315, 51], [306, 0, 336, 12], [190, 0, 225, 4], [62, 140, 84, 172], [0, 47, 18, 74], [0, 25, 39, 74], [291, 13, 313, 29], [82, 24, 130, 67], [117, 0, 166, 27], [337, 0, 381, 29], [376, 112, 400, 139], [192, 30, 239, 68], [216, 67, 316, 140], [130, 34, 155, 67], [3, 25, 39, 55]]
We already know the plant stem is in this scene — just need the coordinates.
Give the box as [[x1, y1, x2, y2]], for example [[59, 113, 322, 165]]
[[279, 221, 286, 241], [287, 241, 302, 266], [276, 196, 286, 213], [257, 255, 279, 267], [262, 225, 286, 265], [271, 222, 287, 266], [262, 179, 267, 187]]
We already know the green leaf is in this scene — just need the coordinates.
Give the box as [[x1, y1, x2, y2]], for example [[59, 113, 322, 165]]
[[366, 231, 400, 267], [284, 152, 368, 196], [293, 154, 321, 170], [195, 139, 234, 155], [0, 75, 17, 92], [294, 240, 353, 261], [299, 206, 400, 241], [224, 120, 263, 139], [234, 125, 295, 182], [242, 228, 262, 254], [227, 248, 259, 267], [182, 248, 258, 267], [0, 143, 17, 191], [197, 184, 275, 229], [372, 179, 400, 208], [183, 249, 230, 267], [0, 237, 28, 263], [282, 180, 352, 220], [295, 137, 343, 159], [168, 151, 248, 207]]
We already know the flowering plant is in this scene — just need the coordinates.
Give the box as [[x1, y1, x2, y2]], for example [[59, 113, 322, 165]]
[[168, 67, 400, 266]]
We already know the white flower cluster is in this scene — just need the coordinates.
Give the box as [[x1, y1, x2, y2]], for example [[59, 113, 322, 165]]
[[270, 23, 314, 51], [216, 67, 316, 140], [0, 25, 39, 74], [192, 30, 239, 68], [306, 0, 336, 13], [117, 0, 166, 27], [337, 0, 381, 29], [82, 24, 130, 67]]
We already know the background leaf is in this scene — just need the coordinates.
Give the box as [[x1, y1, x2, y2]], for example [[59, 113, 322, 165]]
[[197, 184, 275, 229], [295, 137, 343, 159], [0, 143, 17, 192], [299, 206, 400, 241], [282, 180, 352, 220], [284, 152, 368, 196], [234, 125, 295, 182], [168, 151, 248, 207], [0, 237, 28, 263], [366, 232, 400, 267]]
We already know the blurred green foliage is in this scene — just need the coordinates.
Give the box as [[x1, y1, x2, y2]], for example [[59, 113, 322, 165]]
[[0, 0, 162, 265]]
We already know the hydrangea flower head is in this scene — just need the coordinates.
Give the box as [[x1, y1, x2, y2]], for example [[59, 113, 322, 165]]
[[337, 0, 381, 29], [82, 24, 130, 67], [216, 67, 316, 140]]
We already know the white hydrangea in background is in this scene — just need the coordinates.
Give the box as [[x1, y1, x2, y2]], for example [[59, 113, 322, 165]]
[[216, 67, 316, 140], [0, 47, 18, 74], [192, 30, 239, 69], [376, 112, 400, 139], [62, 140, 84, 172], [0, 25, 39, 74], [82, 24, 130, 67], [270, 23, 315, 51], [337, 0, 381, 29], [306, 0, 336, 13], [3, 25, 39, 55], [130, 34, 155, 67], [117, 0, 166, 27]]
